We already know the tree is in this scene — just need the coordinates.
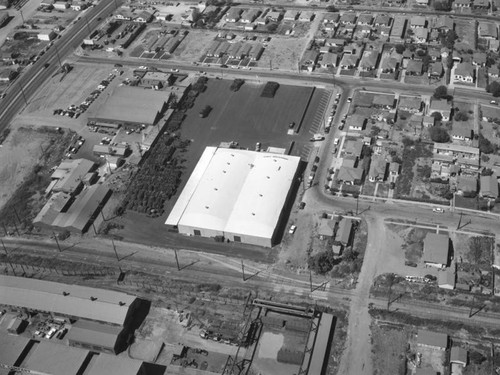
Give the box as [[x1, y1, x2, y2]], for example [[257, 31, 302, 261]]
[[395, 44, 405, 54], [454, 111, 469, 121], [431, 111, 443, 121], [486, 80, 500, 97], [433, 85, 448, 99], [479, 135, 496, 154], [326, 5, 337, 11], [308, 251, 337, 275], [428, 126, 450, 142], [434, 0, 451, 11]]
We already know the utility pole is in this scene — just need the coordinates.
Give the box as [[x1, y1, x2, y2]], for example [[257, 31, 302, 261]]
[[19, 9, 24, 23], [1, 239, 17, 276], [18, 82, 27, 106], [309, 269, 313, 292], [53, 43, 63, 69], [13, 207, 21, 225], [53, 232, 62, 252], [111, 239, 123, 273], [355, 194, 359, 215], [174, 249, 180, 271], [241, 260, 245, 281]]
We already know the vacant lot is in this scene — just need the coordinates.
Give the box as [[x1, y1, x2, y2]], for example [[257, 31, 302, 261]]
[[371, 323, 409, 375]]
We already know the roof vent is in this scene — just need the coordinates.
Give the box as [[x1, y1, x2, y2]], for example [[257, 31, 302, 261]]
[[119, 301, 126, 306], [223, 170, 226, 173], [90, 296, 97, 301], [259, 194, 263, 197], [205, 206, 209, 209], [252, 213, 255, 216], [63, 292, 70, 296], [214, 187, 218, 191], [267, 176, 270, 179]]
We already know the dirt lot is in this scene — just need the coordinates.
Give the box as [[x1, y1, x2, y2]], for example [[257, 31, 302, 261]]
[[0, 126, 72, 225], [260, 35, 310, 71], [371, 323, 409, 375], [172, 29, 217, 62]]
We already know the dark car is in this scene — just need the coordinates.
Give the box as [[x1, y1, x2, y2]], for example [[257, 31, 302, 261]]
[[299, 202, 306, 209], [114, 63, 123, 67]]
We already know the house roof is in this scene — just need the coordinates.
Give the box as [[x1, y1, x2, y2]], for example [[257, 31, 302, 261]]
[[381, 57, 399, 71], [374, 14, 391, 25], [339, 12, 356, 23], [417, 329, 448, 349], [473, 52, 487, 64], [429, 99, 451, 112], [357, 13, 373, 24], [346, 114, 366, 129], [480, 174, 499, 197], [478, 22, 497, 38], [452, 125, 472, 138], [318, 219, 335, 237], [337, 166, 363, 182], [450, 347, 468, 365], [321, 52, 338, 66], [407, 60, 423, 73], [369, 156, 387, 179], [438, 268, 456, 287], [359, 51, 379, 69], [423, 115, 435, 125], [340, 54, 359, 67], [51, 158, 95, 194], [373, 94, 395, 107], [336, 218, 353, 243], [457, 175, 477, 192], [410, 16, 426, 27], [432, 15, 453, 30], [455, 62, 474, 77], [323, 12, 340, 23], [414, 28, 428, 39], [399, 95, 422, 110], [344, 140, 364, 156], [429, 62, 443, 75], [489, 66, 500, 76], [423, 233, 449, 265]]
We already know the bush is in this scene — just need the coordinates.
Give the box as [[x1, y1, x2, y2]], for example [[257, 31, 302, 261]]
[[479, 135, 496, 154], [428, 126, 450, 142], [261, 81, 280, 98], [229, 78, 244, 92], [431, 111, 443, 121], [395, 44, 405, 54], [487, 80, 500, 97], [308, 251, 337, 275], [454, 111, 468, 121]]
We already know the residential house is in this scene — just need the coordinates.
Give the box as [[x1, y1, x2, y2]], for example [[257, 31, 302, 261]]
[[380, 56, 400, 74], [343, 43, 359, 55], [337, 161, 364, 185], [355, 25, 372, 36], [339, 12, 356, 25], [390, 16, 407, 43], [37, 30, 57, 41], [389, 162, 400, 177], [428, 48, 441, 61], [368, 156, 388, 182], [456, 175, 477, 195], [489, 39, 499, 52], [417, 330, 448, 350], [134, 11, 153, 23], [423, 233, 450, 268], [339, 54, 359, 70], [357, 13, 373, 25], [322, 12, 339, 24], [343, 140, 364, 158], [398, 95, 423, 113], [372, 94, 395, 109], [429, 99, 452, 121], [240, 8, 261, 23], [53, 1, 69, 9], [225, 8, 242, 22], [318, 219, 335, 239], [346, 115, 367, 131], [300, 50, 319, 71], [454, 0, 471, 7], [114, 9, 133, 21], [298, 11, 314, 22], [406, 60, 423, 76], [319, 45, 330, 54], [432, 16, 454, 31], [410, 16, 426, 29], [428, 62, 443, 78], [70, 1, 88, 11], [450, 347, 468, 367], [454, 62, 475, 83], [423, 115, 435, 127], [0, 69, 18, 82], [451, 125, 473, 141], [473, 52, 487, 67], [452, 50, 463, 63], [359, 51, 379, 71], [266, 11, 282, 22], [433, 143, 479, 160], [320, 52, 338, 68], [378, 26, 392, 39], [415, 0, 428, 4], [374, 14, 391, 27], [438, 268, 456, 290], [478, 22, 497, 39], [363, 136, 372, 146], [283, 9, 298, 21], [488, 65, 499, 79], [410, 114, 423, 130], [336, 218, 354, 246], [325, 38, 346, 47], [413, 28, 428, 43], [473, 0, 490, 8], [480, 174, 499, 199]]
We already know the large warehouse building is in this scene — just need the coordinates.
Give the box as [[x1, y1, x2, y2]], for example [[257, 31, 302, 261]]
[[166, 147, 300, 247], [89, 86, 171, 127]]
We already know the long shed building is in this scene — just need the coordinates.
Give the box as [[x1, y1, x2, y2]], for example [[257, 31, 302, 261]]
[[166, 147, 300, 247]]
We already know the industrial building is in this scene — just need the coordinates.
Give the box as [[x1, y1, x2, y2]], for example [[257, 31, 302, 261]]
[[35, 184, 112, 233], [0, 334, 166, 375], [166, 147, 300, 247], [89, 86, 171, 127], [67, 319, 128, 354], [0, 275, 140, 326], [49, 158, 96, 195]]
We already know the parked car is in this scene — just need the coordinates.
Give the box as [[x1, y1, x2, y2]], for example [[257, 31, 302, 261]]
[[289, 225, 297, 234], [299, 202, 306, 209], [432, 207, 444, 213]]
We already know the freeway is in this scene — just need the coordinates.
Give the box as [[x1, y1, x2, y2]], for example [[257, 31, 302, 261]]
[[0, 0, 121, 135]]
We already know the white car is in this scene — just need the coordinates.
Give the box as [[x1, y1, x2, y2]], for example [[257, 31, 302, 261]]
[[432, 207, 444, 213], [289, 225, 297, 234]]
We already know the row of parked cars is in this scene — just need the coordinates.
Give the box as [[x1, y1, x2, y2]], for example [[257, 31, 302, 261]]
[[65, 136, 85, 159]]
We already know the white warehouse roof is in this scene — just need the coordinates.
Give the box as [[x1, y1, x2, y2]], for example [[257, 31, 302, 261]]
[[166, 147, 300, 247]]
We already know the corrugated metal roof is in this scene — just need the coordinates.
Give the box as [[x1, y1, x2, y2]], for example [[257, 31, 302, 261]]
[[85, 353, 143, 375], [308, 313, 334, 375], [0, 275, 136, 325], [423, 233, 449, 266], [24, 341, 88, 375], [417, 330, 448, 349], [0, 333, 30, 367], [67, 320, 122, 350]]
